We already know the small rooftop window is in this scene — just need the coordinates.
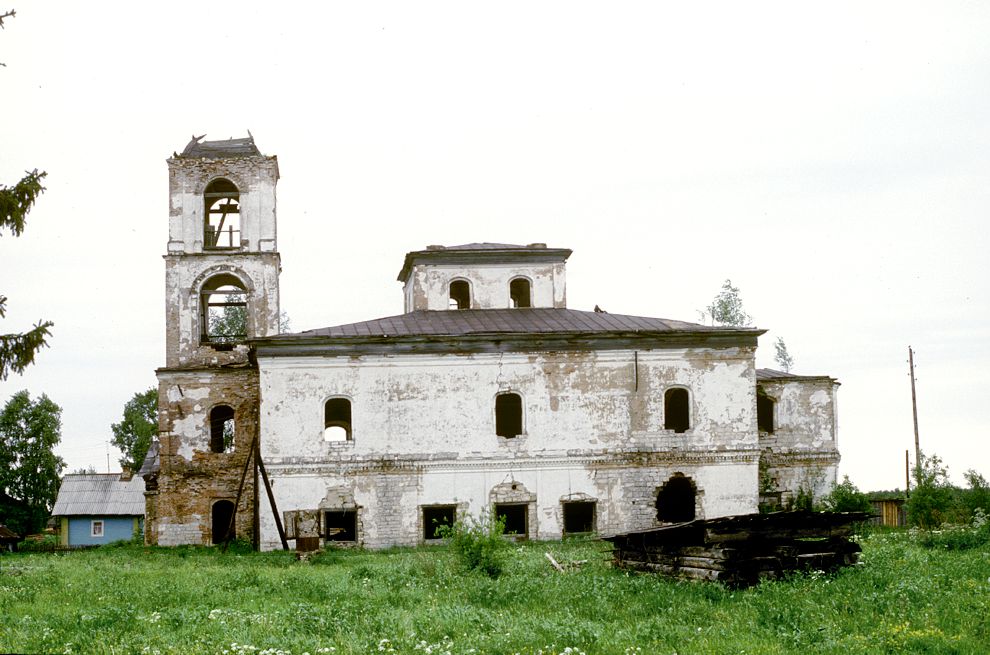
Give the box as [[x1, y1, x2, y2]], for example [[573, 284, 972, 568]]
[[449, 280, 471, 310], [510, 278, 532, 308]]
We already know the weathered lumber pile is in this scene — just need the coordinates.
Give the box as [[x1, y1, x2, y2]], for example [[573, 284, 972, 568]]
[[604, 511, 870, 587]]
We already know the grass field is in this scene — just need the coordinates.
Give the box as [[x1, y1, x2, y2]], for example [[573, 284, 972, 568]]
[[1, 530, 988, 654]]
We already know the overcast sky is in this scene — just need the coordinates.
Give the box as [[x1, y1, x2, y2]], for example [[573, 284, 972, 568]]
[[1, 2, 988, 491]]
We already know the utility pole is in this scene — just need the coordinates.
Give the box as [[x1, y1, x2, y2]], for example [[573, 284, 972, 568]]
[[908, 346, 921, 472]]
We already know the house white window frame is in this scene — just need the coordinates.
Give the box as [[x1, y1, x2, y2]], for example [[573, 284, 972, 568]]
[[91, 520, 105, 538]]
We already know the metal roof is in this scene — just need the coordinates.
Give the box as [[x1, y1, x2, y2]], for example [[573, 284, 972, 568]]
[[179, 134, 261, 158], [284, 308, 743, 339], [756, 368, 838, 383], [397, 243, 572, 282], [51, 474, 145, 517]]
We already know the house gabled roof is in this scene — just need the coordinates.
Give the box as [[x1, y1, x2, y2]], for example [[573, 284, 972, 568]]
[[51, 474, 145, 517], [254, 308, 764, 357]]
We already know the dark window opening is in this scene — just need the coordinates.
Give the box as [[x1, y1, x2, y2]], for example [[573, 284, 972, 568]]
[[449, 280, 470, 309], [422, 505, 456, 540], [664, 388, 690, 433], [495, 393, 523, 438], [209, 405, 235, 453], [201, 274, 248, 344], [562, 501, 596, 535], [510, 278, 532, 308], [757, 393, 775, 433], [324, 398, 352, 441], [656, 474, 696, 523], [495, 503, 528, 537], [211, 500, 236, 545], [204, 178, 241, 249], [324, 510, 357, 541]]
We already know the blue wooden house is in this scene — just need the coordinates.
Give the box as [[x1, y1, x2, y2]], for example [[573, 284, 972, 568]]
[[51, 472, 145, 546]]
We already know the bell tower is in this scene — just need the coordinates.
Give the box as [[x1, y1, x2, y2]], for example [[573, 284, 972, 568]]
[[163, 134, 281, 367], [146, 134, 280, 547]]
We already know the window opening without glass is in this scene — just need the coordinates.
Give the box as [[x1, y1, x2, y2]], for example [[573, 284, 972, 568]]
[[664, 388, 690, 433], [209, 405, 235, 453], [201, 274, 247, 344], [495, 393, 522, 438], [562, 501, 596, 535], [324, 510, 357, 541], [422, 505, 456, 540], [510, 278, 532, 308], [449, 280, 470, 309], [324, 398, 352, 441], [204, 178, 241, 249], [494, 503, 528, 537], [757, 393, 775, 433]]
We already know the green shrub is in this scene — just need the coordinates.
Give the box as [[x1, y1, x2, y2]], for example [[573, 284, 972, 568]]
[[920, 508, 990, 550], [906, 452, 955, 529], [437, 510, 508, 578], [821, 476, 874, 513]]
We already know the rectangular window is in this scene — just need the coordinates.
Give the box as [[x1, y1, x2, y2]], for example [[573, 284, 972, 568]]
[[494, 503, 528, 538], [422, 505, 456, 540], [91, 520, 104, 538], [323, 510, 357, 542], [562, 501, 596, 535]]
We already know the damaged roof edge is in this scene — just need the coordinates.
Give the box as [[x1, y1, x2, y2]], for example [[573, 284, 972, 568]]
[[251, 329, 766, 358], [396, 245, 573, 282]]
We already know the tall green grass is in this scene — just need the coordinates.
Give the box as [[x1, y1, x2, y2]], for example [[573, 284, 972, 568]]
[[1, 531, 988, 654]]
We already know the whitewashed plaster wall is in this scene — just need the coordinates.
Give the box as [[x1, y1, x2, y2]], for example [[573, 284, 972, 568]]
[[163, 255, 281, 367], [255, 345, 760, 549], [758, 379, 839, 452], [402, 262, 567, 311], [167, 156, 279, 254]]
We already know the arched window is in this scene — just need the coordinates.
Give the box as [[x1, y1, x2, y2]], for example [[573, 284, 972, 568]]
[[324, 398, 352, 441], [495, 392, 523, 438], [448, 280, 471, 310], [209, 405, 235, 453], [211, 499, 236, 544], [664, 388, 690, 433], [757, 392, 775, 434], [204, 178, 241, 249], [509, 278, 532, 308], [656, 474, 696, 523], [201, 274, 248, 344]]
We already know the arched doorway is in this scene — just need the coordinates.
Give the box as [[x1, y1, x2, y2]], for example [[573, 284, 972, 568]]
[[656, 474, 696, 523], [211, 500, 236, 545]]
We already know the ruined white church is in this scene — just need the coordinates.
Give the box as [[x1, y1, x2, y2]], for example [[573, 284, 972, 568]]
[[142, 136, 840, 550]]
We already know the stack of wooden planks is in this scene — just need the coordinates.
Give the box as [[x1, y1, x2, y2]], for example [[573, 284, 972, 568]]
[[604, 511, 871, 587]]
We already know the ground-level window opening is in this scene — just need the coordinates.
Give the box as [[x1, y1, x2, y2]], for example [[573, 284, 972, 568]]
[[324, 398, 352, 441], [494, 503, 528, 537], [209, 405, 235, 453], [757, 393, 775, 433], [562, 501, 596, 535], [449, 280, 471, 309], [656, 474, 696, 523], [324, 510, 357, 542], [664, 388, 690, 433], [495, 392, 522, 438], [510, 278, 532, 308], [211, 500, 235, 545], [90, 520, 104, 538], [422, 505, 456, 540]]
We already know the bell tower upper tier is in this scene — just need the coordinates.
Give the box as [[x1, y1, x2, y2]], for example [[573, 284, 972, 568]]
[[163, 135, 281, 368]]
